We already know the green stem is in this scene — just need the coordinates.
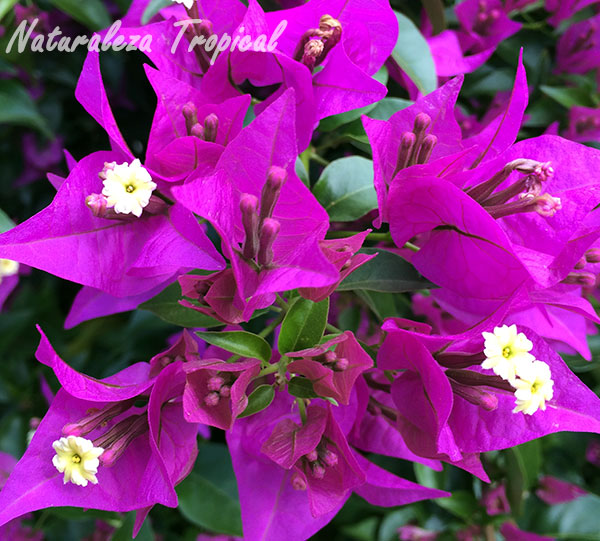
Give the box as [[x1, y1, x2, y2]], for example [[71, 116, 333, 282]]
[[326, 323, 343, 334], [310, 152, 330, 167], [258, 312, 285, 339], [258, 362, 281, 377], [404, 241, 420, 252], [276, 293, 288, 310], [297, 397, 307, 424]]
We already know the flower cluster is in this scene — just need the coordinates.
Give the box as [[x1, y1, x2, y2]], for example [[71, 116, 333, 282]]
[[1, 0, 600, 539]]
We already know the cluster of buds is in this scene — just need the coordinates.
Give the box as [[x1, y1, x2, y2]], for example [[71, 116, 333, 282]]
[[393, 113, 438, 179], [472, 0, 501, 36], [293, 14, 343, 71], [563, 248, 600, 288], [467, 159, 560, 219], [182, 102, 219, 142], [240, 166, 287, 268]]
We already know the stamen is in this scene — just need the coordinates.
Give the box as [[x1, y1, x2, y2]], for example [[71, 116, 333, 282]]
[[95, 415, 148, 467], [62, 399, 136, 437]]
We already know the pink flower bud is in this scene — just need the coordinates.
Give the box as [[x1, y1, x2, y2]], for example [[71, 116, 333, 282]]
[[207, 376, 225, 391], [204, 113, 219, 143], [240, 193, 260, 260], [257, 218, 281, 267], [204, 392, 221, 407], [259, 166, 287, 222]]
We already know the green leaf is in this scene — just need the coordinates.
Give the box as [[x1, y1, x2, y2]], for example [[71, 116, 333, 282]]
[[0, 80, 52, 137], [238, 384, 275, 418], [367, 97, 413, 120], [139, 282, 223, 328], [288, 376, 320, 399], [177, 473, 243, 536], [414, 462, 445, 490], [505, 447, 526, 517], [295, 156, 310, 187], [48, 0, 112, 30], [0, 209, 15, 233], [112, 511, 155, 541], [540, 85, 596, 109], [337, 248, 434, 292], [318, 103, 378, 132], [391, 11, 437, 95], [0, 0, 19, 21], [196, 330, 272, 363], [355, 290, 408, 321], [278, 297, 329, 354], [516, 439, 541, 489], [141, 0, 171, 24], [434, 491, 479, 521], [313, 157, 377, 222]]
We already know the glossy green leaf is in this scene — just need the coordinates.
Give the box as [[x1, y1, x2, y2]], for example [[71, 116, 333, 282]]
[[177, 473, 243, 536], [196, 330, 272, 363], [0, 0, 19, 21], [0, 80, 52, 137], [391, 11, 437, 95], [49, 0, 112, 30], [540, 85, 596, 108], [139, 282, 223, 328], [516, 439, 541, 489], [337, 248, 434, 292], [238, 384, 275, 418], [141, 0, 171, 24], [295, 156, 310, 187], [313, 157, 377, 221], [0, 209, 16, 233], [288, 376, 320, 399], [112, 511, 155, 541], [505, 447, 526, 517], [434, 491, 479, 521], [356, 290, 408, 321], [278, 297, 329, 354]]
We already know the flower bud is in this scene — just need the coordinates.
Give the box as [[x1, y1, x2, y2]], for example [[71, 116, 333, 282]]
[[240, 193, 260, 260], [204, 113, 219, 143], [259, 166, 287, 222], [182, 102, 198, 136], [257, 218, 281, 267]]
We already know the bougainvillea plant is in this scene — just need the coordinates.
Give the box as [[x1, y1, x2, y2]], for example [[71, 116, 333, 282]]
[[2, 0, 600, 540]]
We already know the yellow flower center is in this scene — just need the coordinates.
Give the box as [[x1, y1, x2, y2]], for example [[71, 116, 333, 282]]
[[71, 454, 81, 463], [502, 346, 512, 359], [126, 184, 135, 193]]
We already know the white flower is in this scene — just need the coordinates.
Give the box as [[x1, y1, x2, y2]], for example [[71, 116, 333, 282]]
[[512, 360, 554, 415], [101, 159, 156, 218], [0, 259, 19, 284], [481, 324, 535, 381], [52, 435, 104, 487], [172, 0, 194, 9]]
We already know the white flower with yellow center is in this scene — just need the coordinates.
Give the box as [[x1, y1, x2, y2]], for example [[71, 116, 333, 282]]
[[172, 0, 194, 9], [0, 258, 19, 284], [482, 324, 535, 381], [512, 360, 554, 415], [52, 435, 104, 487], [101, 159, 156, 218]]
